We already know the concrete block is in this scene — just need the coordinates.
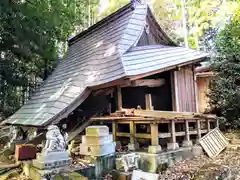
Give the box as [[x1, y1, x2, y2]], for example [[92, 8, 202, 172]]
[[148, 145, 162, 154], [127, 143, 139, 151], [80, 142, 115, 156], [192, 145, 203, 157], [167, 143, 179, 150], [82, 134, 113, 145], [86, 126, 109, 137], [182, 140, 193, 147]]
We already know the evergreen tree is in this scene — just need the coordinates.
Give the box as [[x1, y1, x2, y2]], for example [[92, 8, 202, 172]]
[[209, 5, 240, 129]]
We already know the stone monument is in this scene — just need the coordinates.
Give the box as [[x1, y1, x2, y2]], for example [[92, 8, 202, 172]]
[[33, 125, 71, 169], [80, 126, 115, 156]]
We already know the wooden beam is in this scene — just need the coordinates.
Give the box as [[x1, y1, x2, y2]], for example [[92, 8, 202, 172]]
[[117, 86, 122, 110], [122, 108, 216, 119], [116, 132, 151, 139], [150, 123, 159, 146], [145, 94, 153, 110], [133, 79, 165, 87], [173, 71, 180, 111], [120, 79, 165, 88]]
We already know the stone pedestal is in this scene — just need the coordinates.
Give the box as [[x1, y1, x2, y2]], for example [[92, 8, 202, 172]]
[[80, 126, 115, 156], [167, 143, 179, 150], [33, 151, 71, 169], [182, 140, 193, 147], [30, 125, 71, 180], [148, 145, 162, 154]]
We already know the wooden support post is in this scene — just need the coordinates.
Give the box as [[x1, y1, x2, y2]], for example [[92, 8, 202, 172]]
[[216, 119, 219, 128], [171, 120, 176, 143], [182, 119, 193, 147], [150, 123, 159, 146], [129, 121, 135, 145], [167, 120, 179, 150], [112, 121, 116, 142], [145, 94, 153, 110], [185, 120, 190, 141], [207, 119, 211, 132], [197, 119, 201, 139], [117, 86, 122, 110]]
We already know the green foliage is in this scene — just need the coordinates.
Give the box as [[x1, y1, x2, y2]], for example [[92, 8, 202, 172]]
[[0, 0, 89, 118], [208, 5, 240, 129]]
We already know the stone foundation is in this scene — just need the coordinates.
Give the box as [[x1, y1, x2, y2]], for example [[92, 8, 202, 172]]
[[138, 146, 203, 173], [167, 142, 179, 150]]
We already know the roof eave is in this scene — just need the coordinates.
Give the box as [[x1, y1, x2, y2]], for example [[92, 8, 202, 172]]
[[126, 57, 207, 81]]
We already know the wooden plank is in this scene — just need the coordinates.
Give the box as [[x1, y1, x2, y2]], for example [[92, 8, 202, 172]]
[[90, 117, 155, 121], [117, 86, 122, 110], [174, 71, 180, 111], [198, 128, 228, 158], [133, 79, 165, 87], [145, 94, 153, 110], [171, 71, 177, 111]]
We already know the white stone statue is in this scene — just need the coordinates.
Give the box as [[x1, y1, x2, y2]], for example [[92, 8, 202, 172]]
[[43, 125, 68, 153]]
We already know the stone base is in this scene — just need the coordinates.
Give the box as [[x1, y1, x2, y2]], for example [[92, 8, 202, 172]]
[[127, 143, 139, 151], [138, 146, 203, 173], [33, 151, 71, 170], [148, 145, 162, 154], [182, 140, 193, 147], [167, 143, 179, 150], [29, 166, 70, 180]]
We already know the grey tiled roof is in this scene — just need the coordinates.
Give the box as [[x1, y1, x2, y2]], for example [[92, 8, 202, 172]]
[[122, 45, 209, 76], [4, 2, 208, 126]]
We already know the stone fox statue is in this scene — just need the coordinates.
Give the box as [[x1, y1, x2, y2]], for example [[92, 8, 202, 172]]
[[43, 125, 68, 153]]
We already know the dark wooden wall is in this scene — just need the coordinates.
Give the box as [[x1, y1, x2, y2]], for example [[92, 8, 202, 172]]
[[171, 65, 197, 112]]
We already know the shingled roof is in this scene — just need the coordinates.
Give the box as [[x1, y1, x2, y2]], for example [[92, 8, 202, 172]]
[[4, 1, 209, 126]]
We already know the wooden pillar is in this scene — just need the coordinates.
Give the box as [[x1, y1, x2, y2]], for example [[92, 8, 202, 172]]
[[112, 121, 117, 141], [196, 119, 201, 139], [170, 120, 176, 143], [145, 94, 153, 110], [129, 121, 135, 144], [185, 120, 190, 141], [150, 123, 159, 146], [207, 119, 211, 132], [117, 86, 122, 110]]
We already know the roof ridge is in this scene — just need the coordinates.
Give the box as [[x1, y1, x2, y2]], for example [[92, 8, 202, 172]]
[[68, 3, 134, 46], [117, 2, 148, 76]]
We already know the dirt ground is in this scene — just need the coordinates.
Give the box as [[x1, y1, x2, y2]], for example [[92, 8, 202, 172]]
[[158, 132, 240, 180]]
